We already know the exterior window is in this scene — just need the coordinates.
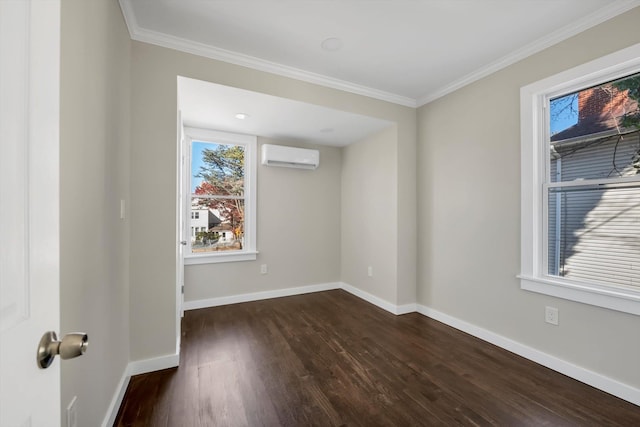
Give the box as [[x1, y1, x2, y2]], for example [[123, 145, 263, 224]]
[[548, 73, 640, 286], [520, 43, 640, 315], [183, 128, 257, 264]]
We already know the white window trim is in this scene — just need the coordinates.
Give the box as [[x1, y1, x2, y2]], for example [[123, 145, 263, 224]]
[[183, 127, 257, 265], [519, 42, 640, 316]]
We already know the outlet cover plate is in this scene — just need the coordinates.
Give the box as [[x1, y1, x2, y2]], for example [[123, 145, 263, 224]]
[[545, 306, 559, 325]]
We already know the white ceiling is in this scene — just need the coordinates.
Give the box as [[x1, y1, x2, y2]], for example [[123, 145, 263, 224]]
[[177, 76, 392, 147], [120, 0, 640, 107]]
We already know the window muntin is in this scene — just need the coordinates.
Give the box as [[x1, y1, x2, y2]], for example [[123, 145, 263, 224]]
[[519, 43, 640, 315], [183, 128, 257, 264]]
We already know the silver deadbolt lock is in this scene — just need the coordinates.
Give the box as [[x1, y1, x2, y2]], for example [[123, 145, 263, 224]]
[[37, 331, 88, 369]]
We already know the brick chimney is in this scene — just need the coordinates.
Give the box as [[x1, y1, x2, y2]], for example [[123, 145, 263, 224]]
[[578, 86, 631, 123]]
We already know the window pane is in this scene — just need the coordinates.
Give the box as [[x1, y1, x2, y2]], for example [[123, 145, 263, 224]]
[[192, 141, 245, 196], [547, 185, 640, 289], [191, 198, 245, 254], [550, 72, 640, 183], [550, 72, 640, 141]]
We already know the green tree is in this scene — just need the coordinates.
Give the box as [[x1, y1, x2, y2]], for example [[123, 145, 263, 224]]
[[197, 145, 245, 195], [196, 230, 219, 243]]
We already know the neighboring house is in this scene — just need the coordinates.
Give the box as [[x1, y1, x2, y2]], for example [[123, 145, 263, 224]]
[[549, 85, 639, 288], [190, 205, 221, 241], [208, 223, 235, 242]]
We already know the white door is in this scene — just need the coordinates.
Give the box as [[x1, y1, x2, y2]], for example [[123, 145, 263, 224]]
[[0, 1, 62, 426]]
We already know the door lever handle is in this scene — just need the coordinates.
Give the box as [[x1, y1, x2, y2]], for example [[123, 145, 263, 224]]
[[37, 331, 88, 369], [180, 240, 187, 245]]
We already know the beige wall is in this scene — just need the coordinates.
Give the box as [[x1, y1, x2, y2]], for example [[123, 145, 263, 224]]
[[130, 41, 417, 361], [395, 113, 417, 305], [341, 126, 398, 302], [417, 7, 640, 388], [185, 139, 342, 300], [60, 0, 131, 426]]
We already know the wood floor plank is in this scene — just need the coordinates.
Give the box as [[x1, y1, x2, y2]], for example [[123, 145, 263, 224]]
[[114, 290, 640, 426]]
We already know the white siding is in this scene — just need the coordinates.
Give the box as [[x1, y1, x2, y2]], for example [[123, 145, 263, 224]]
[[190, 208, 209, 240], [549, 133, 640, 289]]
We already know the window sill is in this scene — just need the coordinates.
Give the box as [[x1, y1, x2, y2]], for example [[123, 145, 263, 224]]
[[518, 275, 640, 316], [184, 250, 258, 265]]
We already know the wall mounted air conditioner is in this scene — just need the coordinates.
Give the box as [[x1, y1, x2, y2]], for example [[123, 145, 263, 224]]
[[261, 144, 320, 170]]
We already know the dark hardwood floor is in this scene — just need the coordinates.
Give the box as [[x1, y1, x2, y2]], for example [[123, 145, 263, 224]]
[[115, 290, 640, 426]]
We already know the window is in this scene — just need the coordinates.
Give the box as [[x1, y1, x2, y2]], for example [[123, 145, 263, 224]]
[[520, 43, 640, 315], [183, 128, 257, 264]]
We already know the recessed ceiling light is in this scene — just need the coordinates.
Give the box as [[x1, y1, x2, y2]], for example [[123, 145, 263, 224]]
[[321, 37, 343, 52], [235, 113, 249, 120]]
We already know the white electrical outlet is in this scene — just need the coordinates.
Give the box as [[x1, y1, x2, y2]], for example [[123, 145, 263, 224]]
[[367, 266, 373, 277], [545, 306, 559, 325], [260, 264, 268, 274], [67, 396, 78, 427]]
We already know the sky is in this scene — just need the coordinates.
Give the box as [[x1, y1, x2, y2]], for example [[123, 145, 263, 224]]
[[550, 92, 578, 135], [191, 141, 209, 192], [191, 141, 243, 193]]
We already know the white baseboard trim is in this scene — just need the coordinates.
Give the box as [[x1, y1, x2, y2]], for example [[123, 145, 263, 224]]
[[184, 282, 342, 311], [184, 281, 416, 316], [101, 353, 180, 426], [128, 353, 180, 376], [396, 302, 418, 315], [101, 369, 130, 427], [416, 304, 640, 406], [340, 282, 416, 315], [339, 283, 398, 314]]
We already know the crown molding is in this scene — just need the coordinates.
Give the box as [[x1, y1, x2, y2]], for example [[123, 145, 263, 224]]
[[134, 27, 417, 108], [119, 0, 639, 109], [416, 0, 640, 106], [118, 1, 416, 107], [118, 0, 138, 40]]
